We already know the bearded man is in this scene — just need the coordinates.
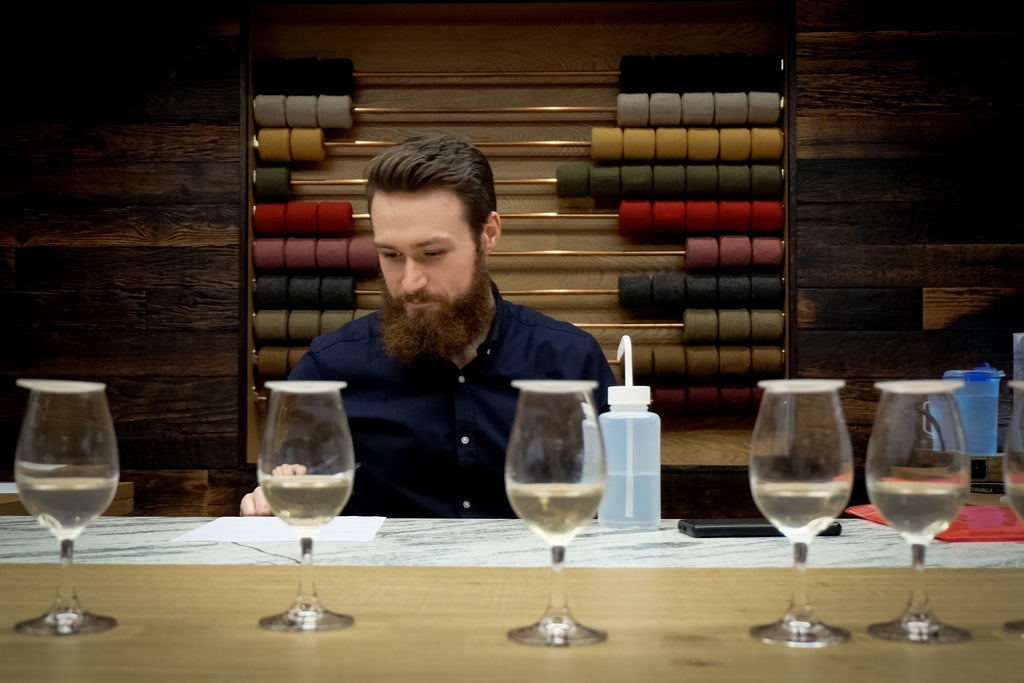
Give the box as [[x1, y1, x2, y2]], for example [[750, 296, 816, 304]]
[[242, 135, 615, 518]]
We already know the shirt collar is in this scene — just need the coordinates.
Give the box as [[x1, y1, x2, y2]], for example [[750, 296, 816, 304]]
[[477, 281, 505, 357]]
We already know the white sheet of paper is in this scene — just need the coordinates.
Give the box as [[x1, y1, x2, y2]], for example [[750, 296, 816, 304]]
[[0, 483, 17, 494], [174, 516, 385, 542]]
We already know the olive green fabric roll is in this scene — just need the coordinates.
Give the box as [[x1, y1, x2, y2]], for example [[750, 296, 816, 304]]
[[556, 162, 590, 198], [685, 165, 718, 196], [751, 164, 784, 196], [253, 310, 289, 343], [683, 308, 718, 344], [320, 309, 355, 334], [652, 165, 686, 198], [288, 310, 322, 343], [353, 308, 377, 320], [655, 127, 687, 162], [750, 309, 785, 342], [253, 167, 292, 201], [717, 165, 751, 196], [718, 309, 752, 343], [685, 345, 719, 378], [620, 165, 653, 198], [589, 166, 621, 200], [591, 127, 623, 163]]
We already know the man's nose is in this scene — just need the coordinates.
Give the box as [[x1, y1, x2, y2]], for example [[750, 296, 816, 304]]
[[402, 261, 428, 294]]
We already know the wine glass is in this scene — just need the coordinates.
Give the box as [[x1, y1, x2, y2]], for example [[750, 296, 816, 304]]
[[257, 380, 356, 632], [748, 379, 854, 647], [13, 379, 120, 636], [1003, 380, 1024, 636], [866, 379, 970, 644], [505, 379, 607, 647]]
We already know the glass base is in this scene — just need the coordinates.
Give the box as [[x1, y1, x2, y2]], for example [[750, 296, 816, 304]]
[[868, 617, 970, 644], [15, 609, 117, 636], [508, 616, 607, 647], [750, 617, 850, 648], [259, 606, 354, 633], [1005, 619, 1024, 636]]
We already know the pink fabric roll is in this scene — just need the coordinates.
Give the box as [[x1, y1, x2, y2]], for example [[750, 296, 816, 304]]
[[687, 385, 721, 414], [750, 201, 785, 234], [652, 386, 686, 417], [318, 201, 355, 236], [252, 204, 287, 236], [685, 237, 719, 270], [751, 237, 784, 267], [283, 238, 318, 270], [347, 236, 380, 274], [285, 201, 319, 236], [720, 385, 752, 414], [718, 201, 752, 233], [685, 201, 719, 234], [252, 238, 286, 271], [315, 238, 349, 270], [618, 200, 652, 238], [719, 235, 752, 268], [651, 201, 685, 234]]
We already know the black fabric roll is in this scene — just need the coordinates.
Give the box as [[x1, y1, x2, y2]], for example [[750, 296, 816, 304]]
[[252, 57, 287, 95], [285, 57, 320, 95], [750, 274, 785, 307], [253, 275, 289, 310], [651, 273, 687, 312], [716, 53, 750, 91], [317, 58, 355, 96], [682, 54, 716, 91], [320, 275, 356, 309], [619, 55, 655, 93], [618, 275, 652, 308], [652, 55, 688, 93], [718, 275, 751, 307], [749, 54, 784, 92], [684, 274, 718, 308], [288, 275, 321, 309]]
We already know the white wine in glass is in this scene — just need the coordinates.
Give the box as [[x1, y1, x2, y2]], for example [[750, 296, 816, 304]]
[[1003, 380, 1024, 636], [866, 380, 970, 644], [13, 379, 120, 636], [257, 381, 355, 633], [505, 380, 607, 647], [748, 379, 854, 647]]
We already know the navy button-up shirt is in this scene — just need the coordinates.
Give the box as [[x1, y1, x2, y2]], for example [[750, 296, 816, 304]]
[[288, 286, 617, 518]]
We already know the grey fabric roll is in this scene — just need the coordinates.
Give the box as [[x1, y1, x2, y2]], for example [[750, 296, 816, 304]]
[[253, 94, 288, 128], [747, 91, 782, 125], [652, 165, 686, 198], [285, 95, 319, 128], [320, 275, 356, 309], [288, 275, 321, 309], [681, 92, 714, 125], [618, 275, 652, 308], [317, 95, 354, 129], [651, 273, 687, 311], [685, 274, 718, 308], [717, 165, 751, 197], [620, 165, 653, 198], [714, 92, 748, 125], [649, 93, 682, 126], [718, 275, 751, 307], [685, 165, 718, 196], [617, 93, 650, 127], [750, 274, 784, 307], [556, 162, 590, 198], [253, 275, 289, 310]]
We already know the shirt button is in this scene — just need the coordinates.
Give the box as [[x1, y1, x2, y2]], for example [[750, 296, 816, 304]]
[[460, 436, 470, 445], [458, 375, 466, 383], [462, 500, 471, 509]]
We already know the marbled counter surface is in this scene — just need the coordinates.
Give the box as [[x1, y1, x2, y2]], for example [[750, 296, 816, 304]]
[[1, 517, 1021, 568]]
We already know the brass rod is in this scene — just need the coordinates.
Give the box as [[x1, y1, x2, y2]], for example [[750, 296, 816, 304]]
[[352, 105, 616, 115], [323, 140, 591, 149]]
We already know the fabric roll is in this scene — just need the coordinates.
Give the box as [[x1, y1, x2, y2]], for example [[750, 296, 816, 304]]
[[256, 128, 292, 162], [685, 200, 718, 234], [318, 202, 355, 236], [720, 385, 753, 413], [347, 236, 380, 274], [750, 128, 784, 161], [717, 274, 751, 307], [649, 93, 682, 126], [619, 55, 655, 94], [253, 310, 289, 343], [718, 309, 751, 343], [253, 168, 291, 201], [653, 387, 686, 416], [687, 385, 721, 414], [285, 201, 319, 235], [750, 309, 785, 342], [632, 345, 655, 385], [652, 345, 686, 381], [252, 57, 287, 96], [622, 128, 657, 162], [652, 165, 686, 198], [683, 309, 718, 344], [718, 201, 752, 232], [317, 95, 354, 129], [287, 347, 308, 370], [288, 310, 322, 343], [284, 238, 317, 270], [717, 53, 751, 91], [556, 162, 590, 198], [652, 201, 685, 234], [685, 346, 720, 379], [253, 274, 289, 309], [684, 274, 718, 308], [682, 55, 716, 91], [253, 238, 286, 271], [749, 55, 784, 92], [717, 165, 751, 197], [320, 276, 356, 309], [618, 200, 652, 237], [686, 128, 719, 162], [747, 92, 782, 125], [685, 165, 718, 196], [685, 236, 719, 270], [285, 95, 319, 128], [750, 164, 784, 197], [714, 92, 748, 125], [253, 94, 288, 128], [617, 275, 652, 308], [285, 57, 320, 96], [719, 235, 752, 268], [655, 128, 687, 162], [653, 55, 688, 93], [681, 92, 714, 125], [617, 93, 650, 127], [353, 308, 376, 320], [252, 203, 287, 236], [718, 128, 751, 162], [750, 201, 784, 233], [290, 127, 326, 162], [256, 346, 290, 380], [590, 127, 623, 162], [751, 237, 784, 267], [317, 58, 356, 96], [588, 166, 621, 201], [320, 309, 355, 334], [315, 238, 349, 270], [620, 165, 653, 198], [751, 346, 784, 376], [651, 273, 687, 311], [718, 346, 752, 376], [288, 275, 321, 309], [750, 275, 784, 307]]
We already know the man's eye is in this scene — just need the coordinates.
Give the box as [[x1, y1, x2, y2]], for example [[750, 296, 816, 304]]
[[423, 250, 446, 258], [379, 251, 400, 260]]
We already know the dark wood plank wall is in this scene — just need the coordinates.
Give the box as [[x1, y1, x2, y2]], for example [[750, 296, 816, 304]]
[[1, 2, 1021, 517]]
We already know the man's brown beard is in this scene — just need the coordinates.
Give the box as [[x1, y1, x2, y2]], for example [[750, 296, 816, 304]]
[[379, 255, 494, 365]]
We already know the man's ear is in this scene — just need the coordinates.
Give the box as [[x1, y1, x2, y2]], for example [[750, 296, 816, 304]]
[[480, 211, 501, 253]]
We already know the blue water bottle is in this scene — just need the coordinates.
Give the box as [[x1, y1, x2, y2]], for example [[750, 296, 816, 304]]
[[598, 336, 661, 528]]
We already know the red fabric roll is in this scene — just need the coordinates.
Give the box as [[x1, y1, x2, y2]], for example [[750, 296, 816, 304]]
[[618, 200, 652, 238], [651, 201, 685, 234], [253, 204, 287, 236], [652, 387, 686, 417], [685, 237, 719, 270], [318, 201, 355, 236], [347, 236, 380, 274], [284, 238, 318, 270], [718, 201, 752, 233], [252, 238, 286, 271], [720, 385, 752, 414], [687, 385, 721, 414], [315, 238, 349, 270], [685, 200, 719, 234], [750, 201, 785, 234], [751, 237, 784, 267], [719, 235, 752, 268], [285, 201, 319, 236]]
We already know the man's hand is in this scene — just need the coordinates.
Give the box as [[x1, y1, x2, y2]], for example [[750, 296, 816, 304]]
[[239, 464, 308, 516]]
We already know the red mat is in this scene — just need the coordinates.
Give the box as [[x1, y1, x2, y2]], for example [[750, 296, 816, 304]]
[[846, 504, 1024, 542]]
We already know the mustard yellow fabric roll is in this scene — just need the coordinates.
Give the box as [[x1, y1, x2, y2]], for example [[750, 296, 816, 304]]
[[685, 346, 719, 379], [655, 128, 687, 162], [687, 128, 719, 162], [290, 127, 326, 162], [718, 346, 752, 376], [253, 310, 289, 343], [718, 128, 751, 162], [750, 309, 785, 342], [288, 310, 322, 342], [256, 346, 290, 379], [683, 308, 718, 344], [622, 128, 656, 162], [256, 128, 291, 162], [652, 344, 686, 381], [751, 345, 784, 375], [750, 127, 785, 161], [591, 127, 623, 163]]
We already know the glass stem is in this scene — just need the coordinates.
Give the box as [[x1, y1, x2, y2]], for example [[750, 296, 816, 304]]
[[545, 545, 571, 622], [786, 541, 814, 621], [296, 536, 319, 611], [53, 538, 81, 614], [903, 542, 932, 621]]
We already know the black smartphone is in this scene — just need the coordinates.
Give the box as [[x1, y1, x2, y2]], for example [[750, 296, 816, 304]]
[[677, 518, 842, 538]]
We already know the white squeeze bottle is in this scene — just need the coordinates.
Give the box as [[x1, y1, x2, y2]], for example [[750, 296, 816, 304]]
[[598, 335, 661, 528]]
